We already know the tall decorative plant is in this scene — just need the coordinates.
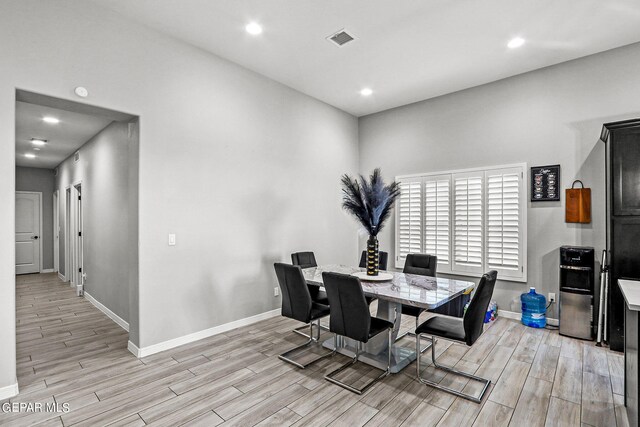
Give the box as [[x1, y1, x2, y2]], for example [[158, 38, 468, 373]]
[[341, 168, 401, 276]]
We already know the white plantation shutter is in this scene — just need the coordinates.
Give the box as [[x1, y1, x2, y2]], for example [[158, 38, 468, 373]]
[[396, 179, 422, 268], [486, 168, 525, 279], [394, 164, 526, 281], [453, 173, 483, 274], [424, 176, 451, 272]]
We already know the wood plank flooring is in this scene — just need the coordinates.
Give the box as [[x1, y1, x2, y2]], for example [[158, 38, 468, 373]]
[[0, 273, 630, 426]]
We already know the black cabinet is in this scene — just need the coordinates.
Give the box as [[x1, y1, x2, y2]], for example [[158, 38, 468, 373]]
[[611, 217, 640, 350], [604, 119, 640, 352], [612, 126, 640, 216]]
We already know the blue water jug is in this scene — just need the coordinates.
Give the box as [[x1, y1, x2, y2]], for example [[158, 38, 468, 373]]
[[521, 287, 547, 328]]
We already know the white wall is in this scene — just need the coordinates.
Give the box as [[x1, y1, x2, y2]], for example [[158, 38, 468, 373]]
[[55, 121, 134, 324], [15, 167, 55, 270], [0, 0, 358, 392], [359, 42, 640, 317]]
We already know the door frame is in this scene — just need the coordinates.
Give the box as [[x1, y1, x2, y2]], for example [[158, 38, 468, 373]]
[[53, 190, 59, 273], [15, 191, 43, 274], [73, 181, 83, 289], [65, 185, 71, 284], [65, 181, 83, 287]]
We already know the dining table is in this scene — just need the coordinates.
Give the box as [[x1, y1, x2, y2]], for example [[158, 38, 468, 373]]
[[302, 264, 476, 373]]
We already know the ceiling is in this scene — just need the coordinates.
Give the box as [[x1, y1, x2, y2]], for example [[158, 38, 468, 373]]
[[15, 91, 137, 169], [92, 0, 640, 116], [15, 102, 114, 169]]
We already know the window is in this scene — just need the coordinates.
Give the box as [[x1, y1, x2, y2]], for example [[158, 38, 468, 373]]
[[397, 179, 422, 261], [424, 175, 450, 267], [395, 164, 527, 282]]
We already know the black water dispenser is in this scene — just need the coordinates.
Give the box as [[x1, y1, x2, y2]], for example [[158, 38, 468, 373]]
[[559, 246, 595, 340]]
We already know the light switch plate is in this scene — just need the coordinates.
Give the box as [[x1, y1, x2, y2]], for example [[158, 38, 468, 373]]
[[274, 287, 279, 297], [168, 234, 176, 246]]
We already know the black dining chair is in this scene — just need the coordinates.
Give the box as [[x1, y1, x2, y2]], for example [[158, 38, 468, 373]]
[[322, 271, 394, 394], [415, 270, 498, 403], [358, 250, 389, 306], [291, 251, 317, 269], [291, 252, 328, 304], [358, 250, 389, 271], [396, 254, 438, 346], [291, 251, 330, 338], [274, 263, 333, 369]]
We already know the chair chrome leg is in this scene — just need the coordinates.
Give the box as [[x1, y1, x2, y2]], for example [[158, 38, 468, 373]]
[[293, 321, 329, 338], [396, 316, 430, 353], [416, 334, 490, 403], [325, 331, 392, 395], [280, 319, 332, 369]]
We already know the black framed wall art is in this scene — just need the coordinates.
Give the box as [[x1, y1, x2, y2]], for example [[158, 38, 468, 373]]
[[531, 165, 560, 202]]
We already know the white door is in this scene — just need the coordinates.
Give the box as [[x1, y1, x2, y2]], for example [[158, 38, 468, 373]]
[[16, 192, 41, 274]]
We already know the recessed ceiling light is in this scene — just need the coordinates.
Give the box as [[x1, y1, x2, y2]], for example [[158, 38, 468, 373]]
[[360, 88, 373, 96], [507, 37, 525, 49], [245, 22, 263, 35], [31, 138, 47, 146], [43, 116, 60, 124], [24, 153, 36, 159]]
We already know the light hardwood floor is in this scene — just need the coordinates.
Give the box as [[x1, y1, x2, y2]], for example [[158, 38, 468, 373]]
[[0, 273, 630, 426]]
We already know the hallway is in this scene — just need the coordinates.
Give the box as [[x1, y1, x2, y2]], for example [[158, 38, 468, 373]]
[[4, 273, 130, 425]]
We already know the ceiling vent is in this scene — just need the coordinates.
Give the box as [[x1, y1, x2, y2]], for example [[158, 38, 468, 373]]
[[327, 29, 355, 47], [74, 151, 80, 162]]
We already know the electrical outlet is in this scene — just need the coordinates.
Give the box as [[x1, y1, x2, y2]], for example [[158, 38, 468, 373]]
[[548, 293, 556, 303], [274, 287, 279, 297]]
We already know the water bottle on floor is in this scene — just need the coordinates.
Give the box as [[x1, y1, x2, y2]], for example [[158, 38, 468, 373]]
[[521, 287, 546, 328]]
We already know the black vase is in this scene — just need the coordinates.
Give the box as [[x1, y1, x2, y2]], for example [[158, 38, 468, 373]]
[[366, 235, 379, 276]]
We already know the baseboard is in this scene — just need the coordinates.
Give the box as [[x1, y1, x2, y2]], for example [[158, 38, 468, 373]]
[[498, 309, 559, 326], [58, 272, 66, 282], [129, 308, 281, 358], [0, 381, 19, 400], [41, 268, 55, 273], [84, 292, 129, 332], [127, 341, 141, 358]]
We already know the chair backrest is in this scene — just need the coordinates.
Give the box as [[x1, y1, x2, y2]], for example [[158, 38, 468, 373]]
[[274, 263, 313, 323], [463, 270, 498, 346], [358, 250, 389, 271], [403, 254, 437, 276], [291, 252, 318, 269], [322, 272, 371, 343]]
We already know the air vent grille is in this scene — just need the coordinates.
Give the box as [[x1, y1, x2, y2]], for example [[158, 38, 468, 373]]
[[74, 151, 80, 162], [327, 30, 354, 47]]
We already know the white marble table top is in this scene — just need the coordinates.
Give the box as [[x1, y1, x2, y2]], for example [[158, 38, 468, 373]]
[[302, 264, 475, 309], [619, 279, 640, 311]]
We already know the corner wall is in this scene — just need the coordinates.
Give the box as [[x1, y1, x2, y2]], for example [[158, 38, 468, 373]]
[[358, 42, 640, 317], [56, 121, 134, 325]]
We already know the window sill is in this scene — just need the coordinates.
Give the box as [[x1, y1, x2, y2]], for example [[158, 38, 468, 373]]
[[391, 267, 527, 283]]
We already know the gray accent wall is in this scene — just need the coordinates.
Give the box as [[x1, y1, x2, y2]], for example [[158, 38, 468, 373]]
[[55, 121, 136, 325], [15, 167, 55, 271], [359, 42, 640, 319], [0, 0, 359, 390]]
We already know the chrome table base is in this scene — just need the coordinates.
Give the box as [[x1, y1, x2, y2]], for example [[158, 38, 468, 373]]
[[321, 300, 431, 373]]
